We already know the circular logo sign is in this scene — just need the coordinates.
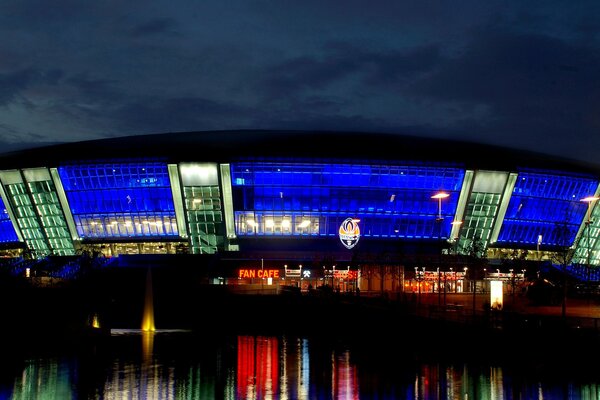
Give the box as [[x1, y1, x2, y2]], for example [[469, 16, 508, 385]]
[[339, 218, 360, 249]]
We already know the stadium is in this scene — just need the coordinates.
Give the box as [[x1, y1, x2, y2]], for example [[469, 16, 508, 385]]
[[0, 130, 599, 292]]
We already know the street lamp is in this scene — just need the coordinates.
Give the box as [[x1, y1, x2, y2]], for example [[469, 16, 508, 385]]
[[431, 192, 450, 221], [432, 192, 449, 306]]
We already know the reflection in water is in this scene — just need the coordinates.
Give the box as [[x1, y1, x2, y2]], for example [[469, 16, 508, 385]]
[[10, 359, 73, 400], [237, 336, 279, 399], [5, 333, 600, 399], [332, 350, 359, 400]]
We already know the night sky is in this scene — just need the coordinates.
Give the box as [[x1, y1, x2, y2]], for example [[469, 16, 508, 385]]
[[1, 1, 599, 165]]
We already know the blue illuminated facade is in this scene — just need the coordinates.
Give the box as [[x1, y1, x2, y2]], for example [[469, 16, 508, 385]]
[[58, 162, 178, 239], [0, 130, 599, 270], [0, 196, 18, 243], [231, 162, 464, 240], [497, 171, 598, 247]]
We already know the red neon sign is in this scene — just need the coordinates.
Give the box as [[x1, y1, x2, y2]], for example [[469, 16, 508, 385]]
[[238, 269, 280, 279]]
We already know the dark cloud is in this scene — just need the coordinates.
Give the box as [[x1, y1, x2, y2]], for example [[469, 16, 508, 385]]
[[407, 28, 600, 156], [111, 97, 253, 133], [0, 1, 599, 164], [130, 18, 180, 37], [0, 70, 35, 105], [260, 43, 441, 100]]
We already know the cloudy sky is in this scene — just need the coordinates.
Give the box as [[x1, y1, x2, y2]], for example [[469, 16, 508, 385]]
[[1, 1, 599, 164]]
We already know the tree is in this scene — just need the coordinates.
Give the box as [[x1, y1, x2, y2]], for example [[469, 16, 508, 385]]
[[465, 236, 488, 316]]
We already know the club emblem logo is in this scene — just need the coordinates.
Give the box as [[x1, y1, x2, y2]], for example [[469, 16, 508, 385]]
[[339, 218, 360, 249]]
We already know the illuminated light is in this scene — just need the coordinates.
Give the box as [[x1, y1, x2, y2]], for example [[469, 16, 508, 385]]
[[490, 281, 503, 310], [155, 221, 163, 225], [265, 219, 274, 228], [282, 219, 290, 229], [431, 191, 450, 220], [581, 196, 600, 203], [124, 221, 132, 227], [389, 194, 396, 202], [247, 220, 256, 227], [142, 220, 149, 224], [339, 218, 360, 249], [91, 313, 100, 329], [238, 268, 280, 279], [193, 198, 202, 204], [25, 267, 30, 278], [351, 218, 361, 223], [90, 221, 98, 226], [111, 221, 118, 225], [451, 220, 463, 225], [142, 270, 155, 332], [299, 220, 311, 228]]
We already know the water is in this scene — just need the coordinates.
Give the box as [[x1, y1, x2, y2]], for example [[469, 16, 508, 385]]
[[2, 329, 600, 399]]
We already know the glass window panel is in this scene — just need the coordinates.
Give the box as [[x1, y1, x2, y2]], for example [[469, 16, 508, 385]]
[[231, 162, 465, 239], [497, 170, 598, 246], [58, 162, 178, 239]]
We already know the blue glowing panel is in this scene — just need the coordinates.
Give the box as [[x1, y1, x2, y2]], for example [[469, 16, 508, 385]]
[[58, 162, 178, 238], [497, 171, 598, 246], [231, 162, 465, 239], [0, 197, 18, 243]]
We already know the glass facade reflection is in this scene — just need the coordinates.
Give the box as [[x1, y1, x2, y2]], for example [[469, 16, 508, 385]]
[[231, 162, 465, 240], [58, 162, 178, 239]]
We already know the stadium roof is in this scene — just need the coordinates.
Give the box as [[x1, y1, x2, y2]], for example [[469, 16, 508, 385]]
[[0, 130, 598, 175]]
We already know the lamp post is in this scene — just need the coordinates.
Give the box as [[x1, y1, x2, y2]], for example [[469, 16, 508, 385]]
[[332, 265, 336, 289], [431, 192, 449, 307], [414, 267, 420, 307]]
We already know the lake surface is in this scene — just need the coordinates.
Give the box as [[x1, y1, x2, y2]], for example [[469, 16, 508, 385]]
[[1, 329, 599, 399]]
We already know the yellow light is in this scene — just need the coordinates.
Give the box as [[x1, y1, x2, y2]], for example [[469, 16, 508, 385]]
[[490, 281, 503, 310], [91, 313, 100, 329], [431, 192, 450, 199], [282, 219, 290, 228], [142, 270, 155, 332]]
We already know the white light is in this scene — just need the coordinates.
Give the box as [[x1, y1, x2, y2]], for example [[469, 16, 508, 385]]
[[582, 196, 600, 203], [247, 220, 256, 227], [265, 219, 274, 228], [282, 219, 290, 228], [490, 281, 503, 310], [299, 220, 310, 228]]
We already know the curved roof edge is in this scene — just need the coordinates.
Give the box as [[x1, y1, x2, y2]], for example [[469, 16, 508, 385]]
[[0, 130, 598, 175]]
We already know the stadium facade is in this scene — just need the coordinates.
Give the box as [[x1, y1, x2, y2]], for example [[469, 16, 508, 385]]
[[0, 130, 599, 285]]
